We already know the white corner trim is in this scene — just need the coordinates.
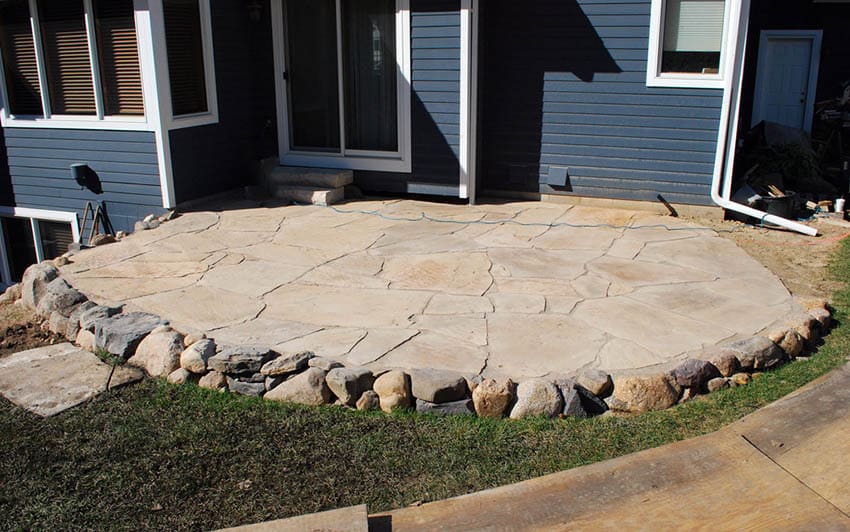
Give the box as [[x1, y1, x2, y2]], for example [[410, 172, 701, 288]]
[[646, 0, 733, 89], [165, 0, 219, 130], [137, 0, 176, 208], [459, 0, 478, 202], [0, 219, 11, 286], [274, 0, 412, 174], [752, 29, 823, 133]]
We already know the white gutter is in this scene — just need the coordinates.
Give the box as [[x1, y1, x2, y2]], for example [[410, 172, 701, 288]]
[[710, 0, 818, 236]]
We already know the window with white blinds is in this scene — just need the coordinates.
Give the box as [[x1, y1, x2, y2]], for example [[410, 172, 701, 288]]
[[0, 0, 144, 120], [647, 0, 729, 87]]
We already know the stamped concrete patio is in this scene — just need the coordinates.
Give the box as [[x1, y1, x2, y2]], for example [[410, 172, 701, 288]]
[[61, 198, 800, 380]]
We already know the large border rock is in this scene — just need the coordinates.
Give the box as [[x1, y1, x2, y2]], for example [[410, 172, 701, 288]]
[[36, 278, 86, 318], [608, 374, 682, 413], [725, 336, 786, 371], [326, 367, 375, 407], [409, 369, 467, 404], [472, 378, 514, 419], [20, 262, 59, 310], [373, 370, 412, 413], [264, 367, 331, 406], [509, 379, 562, 420], [209, 346, 277, 375], [128, 328, 184, 377], [94, 312, 166, 358]]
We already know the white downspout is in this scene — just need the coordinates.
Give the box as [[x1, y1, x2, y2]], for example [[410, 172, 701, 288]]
[[709, 0, 818, 237]]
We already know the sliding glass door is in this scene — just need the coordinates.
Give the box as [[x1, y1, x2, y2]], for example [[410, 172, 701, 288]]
[[281, 0, 407, 168]]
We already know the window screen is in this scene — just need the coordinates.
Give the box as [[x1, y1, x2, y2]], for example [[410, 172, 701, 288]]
[[94, 0, 143, 116], [38, 220, 73, 260], [662, 0, 725, 74], [163, 0, 208, 116], [0, 0, 43, 116]]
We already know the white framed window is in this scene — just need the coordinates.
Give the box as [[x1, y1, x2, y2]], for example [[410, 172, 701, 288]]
[[646, 0, 731, 89], [0, 0, 149, 130], [0, 207, 79, 286], [161, 0, 217, 129]]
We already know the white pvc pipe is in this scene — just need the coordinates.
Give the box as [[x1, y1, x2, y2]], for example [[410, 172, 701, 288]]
[[709, 0, 818, 237]]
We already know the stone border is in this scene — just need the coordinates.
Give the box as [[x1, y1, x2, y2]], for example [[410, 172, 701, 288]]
[[3, 246, 834, 420]]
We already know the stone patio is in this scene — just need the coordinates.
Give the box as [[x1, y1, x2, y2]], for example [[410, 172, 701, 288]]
[[61, 198, 800, 381]]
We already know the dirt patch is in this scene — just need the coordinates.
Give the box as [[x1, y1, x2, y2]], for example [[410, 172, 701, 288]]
[[699, 215, 850, 300], [0, 302, 63, 358]]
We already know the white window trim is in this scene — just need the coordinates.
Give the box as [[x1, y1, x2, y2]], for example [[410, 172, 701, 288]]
[[272, 0, 412, 174], [162, 0, 219, 130], [646, 0, 732, 89], [0, 206, 80, 286], [0, 0, 156, 131]]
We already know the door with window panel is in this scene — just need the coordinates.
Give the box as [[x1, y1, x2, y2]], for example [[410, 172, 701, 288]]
[[283, 0, 400, 156]]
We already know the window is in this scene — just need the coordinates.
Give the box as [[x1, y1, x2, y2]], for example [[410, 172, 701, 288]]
[[647, 0, 729, 88], [163, 0, 216, 124], [0, 216, 72, 283], [0, 0, 143, 122]]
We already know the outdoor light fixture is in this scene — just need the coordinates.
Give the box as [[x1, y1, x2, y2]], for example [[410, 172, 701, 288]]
[[247, 0, 262, 23]]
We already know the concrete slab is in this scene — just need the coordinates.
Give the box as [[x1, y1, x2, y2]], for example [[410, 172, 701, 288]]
[[0, 343, 143, 417], [376, 363, 850, 530], [61, 198, 801, 381], [218, 504, 368, 532]]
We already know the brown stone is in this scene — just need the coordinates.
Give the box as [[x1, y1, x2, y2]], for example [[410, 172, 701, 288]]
[[356, 390, 380, 411], [768, 329, 804, 359], [264, 367, 331, 406], [127, 329, 185, 377], [707, 377, 729, 393], [702, 347, 741, 378], [730, 373, 752, 387], [373, 370, 412, 413], [609, 374, 682, 413], [198, 370, 228, 391], [472, 378, 514, 419], [576, 369, 613, 398]]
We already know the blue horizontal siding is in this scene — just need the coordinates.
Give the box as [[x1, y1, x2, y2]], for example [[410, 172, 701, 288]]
[[478, 0, 722, 205], [1, 127, 164, 233]]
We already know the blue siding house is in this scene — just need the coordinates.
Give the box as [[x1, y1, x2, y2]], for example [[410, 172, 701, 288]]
[[0, 0, 830, 285]]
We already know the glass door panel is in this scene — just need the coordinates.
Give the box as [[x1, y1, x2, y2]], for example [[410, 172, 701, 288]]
[[285, 0, 340, 152], [341, 0, 398, 152]]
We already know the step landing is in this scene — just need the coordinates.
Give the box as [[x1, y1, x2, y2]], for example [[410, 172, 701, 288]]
[[263, 166, 351, 206]]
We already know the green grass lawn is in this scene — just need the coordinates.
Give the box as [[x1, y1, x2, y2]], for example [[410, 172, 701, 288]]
[[2, 238, 849, 531]]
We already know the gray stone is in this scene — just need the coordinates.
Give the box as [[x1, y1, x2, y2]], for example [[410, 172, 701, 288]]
[[226, 377, 267, 397], [65, 301, 97, 341], [554, 379, 588, 418], [509, 379, 563, 419], [265, 375, 287, 391], [180, 339, 216, 374], [308, 356, 344, 371], [326, 367, 375, 407], [608, 374, 682, 413], [472, 378, 514, 419], [726, 336, 786, 371], [264, 367, 331, 406], [20, 262, 59, 310], [576, 369, 613, 398], [707, 377, 729, 393], [36, 278, 86, 318], [94, 312, 167, 359], [79, 305, 123, 332], [209, 346, 277, 375], [167, 368, 193, 385], [198, 370, 227, 391], [127, 329, 184, 377], [373, 370, 412, 413], [48, 311, 70, 337], [672, 359, 722, 389], [415, 398, 475, 416], [356, 390, 380, 411], [409, 368, 468, 404], [260, 350, 314, 376], [575, 385, 609, 416]]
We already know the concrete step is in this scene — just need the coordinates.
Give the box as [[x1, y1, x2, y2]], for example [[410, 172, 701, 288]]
[[217, 504, 368, 532], [271, 184, 344, 206], [268, 166, 354, 189]]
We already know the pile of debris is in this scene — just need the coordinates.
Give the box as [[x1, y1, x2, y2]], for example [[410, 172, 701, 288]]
[[733, 119, 848, 222]]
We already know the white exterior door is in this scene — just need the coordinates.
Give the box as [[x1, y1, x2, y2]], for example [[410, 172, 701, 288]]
[[752, 31, 822, 132]]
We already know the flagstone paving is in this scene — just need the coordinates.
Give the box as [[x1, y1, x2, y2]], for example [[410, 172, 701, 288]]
[[61, 198, 802, 381]]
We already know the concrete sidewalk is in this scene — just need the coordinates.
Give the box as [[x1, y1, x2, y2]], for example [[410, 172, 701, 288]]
[[373, 361, 850, 530]]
